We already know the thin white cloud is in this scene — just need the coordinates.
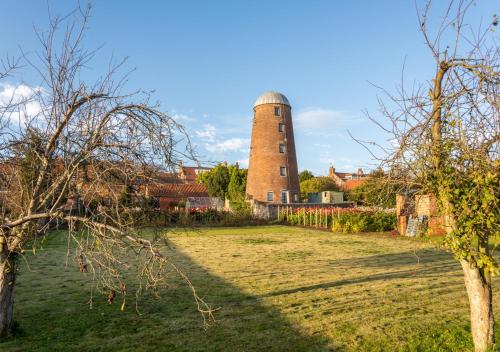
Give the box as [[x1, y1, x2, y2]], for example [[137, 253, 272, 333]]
[[195, 123, 217, 142], [172, 112, 195, 122], [294, 107, 361, 130], [0, 83, 44, 124], [205, 137, 250, 153]]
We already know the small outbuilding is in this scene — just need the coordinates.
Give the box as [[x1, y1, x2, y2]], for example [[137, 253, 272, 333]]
[[307, 191, 344, 204], [185, 197, 225, 211]]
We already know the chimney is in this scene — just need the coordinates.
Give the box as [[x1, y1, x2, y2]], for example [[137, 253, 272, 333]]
[[178, 160, 184, 177], [328, 163, 335, 177]]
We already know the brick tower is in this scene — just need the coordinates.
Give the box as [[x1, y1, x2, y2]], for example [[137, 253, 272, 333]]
[[246, 91, 300, 203]]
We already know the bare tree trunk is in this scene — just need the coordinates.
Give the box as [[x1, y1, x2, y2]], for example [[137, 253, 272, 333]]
[[0, 248, 16, 337], [461, 259, 495, 352]]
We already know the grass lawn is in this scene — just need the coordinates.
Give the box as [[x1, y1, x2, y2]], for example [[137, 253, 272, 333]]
[[1, 225, 498, 351]]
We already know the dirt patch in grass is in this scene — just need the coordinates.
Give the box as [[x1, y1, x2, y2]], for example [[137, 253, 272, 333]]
[[278, 250, 315, 260], [241, 237, 287, 245]]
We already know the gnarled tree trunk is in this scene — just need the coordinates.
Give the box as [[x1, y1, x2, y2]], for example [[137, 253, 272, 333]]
[[461, 259, 495, 352], [0, 247, 16, 337]]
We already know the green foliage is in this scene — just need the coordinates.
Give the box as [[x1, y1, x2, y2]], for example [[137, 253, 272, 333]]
[[439, 162, 500, 273], [6, 128, 64, 218], [345, 169, 402, 208], [197, 163, 230, 199], [330, 211, 396, 233], [197, 163, 248, 206], [328, 211, 395, 233], [5, 226, 478, 352], [279, 207, 396, 233], [300, 177, 339, 200], [299, 170, 314, 183], [118, 184, 135, 207], [141, 208, 262, 227], [227, 165, 247, 203]]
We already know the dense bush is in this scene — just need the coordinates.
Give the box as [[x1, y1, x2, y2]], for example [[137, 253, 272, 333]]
[[197, 163, 247, 202], [279, 207, 396, 233], [345, 169, 405, 208], [299, 177, 339, 201], [140, 207, 263, 227], [331, 211, 396, 233], [299, 170, 314, 183]]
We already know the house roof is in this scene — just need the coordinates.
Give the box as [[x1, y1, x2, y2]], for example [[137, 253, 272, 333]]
[[148, 183, 208, 198], [334, 172, 354, 180], [342, 179, 367, 191], [155, 171, 183, 184]]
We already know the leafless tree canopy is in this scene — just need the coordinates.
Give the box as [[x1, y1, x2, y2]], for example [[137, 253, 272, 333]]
[[361, 1, 498, 350], [0, 5, 213, 334], [368, 1, 498, 183]]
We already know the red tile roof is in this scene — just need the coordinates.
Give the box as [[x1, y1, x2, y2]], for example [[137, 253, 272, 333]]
[[148, 183, 208, 198], [155, 171, 183, 184], [342, 179, 367, 191]]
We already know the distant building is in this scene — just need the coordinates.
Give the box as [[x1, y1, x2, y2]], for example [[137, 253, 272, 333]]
[[186, 197, 225, 211], [146, 183, 209, 209], [307, 191, 344, 204], [246, 92, 300, 204], [154, 161, 211, 184], [177, 161, 212, 184], [327, 164, 368, 191]]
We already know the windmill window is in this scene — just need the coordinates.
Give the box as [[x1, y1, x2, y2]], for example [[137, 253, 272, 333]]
[[279, 143, 285, 153], [274, 106, 281, 116], [278, 123, 285, 132], [280, 166, 287, 177], [281, 191, 288, 204]]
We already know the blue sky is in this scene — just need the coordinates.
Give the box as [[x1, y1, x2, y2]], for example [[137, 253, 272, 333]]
[[0, 1, 497, 175]]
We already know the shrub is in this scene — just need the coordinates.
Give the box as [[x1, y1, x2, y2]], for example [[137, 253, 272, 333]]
[[331, 211, 395, 233], [278, 207, 396, 233]]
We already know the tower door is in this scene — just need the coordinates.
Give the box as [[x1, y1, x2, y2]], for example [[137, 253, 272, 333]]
[[280, 191, 289, 204]]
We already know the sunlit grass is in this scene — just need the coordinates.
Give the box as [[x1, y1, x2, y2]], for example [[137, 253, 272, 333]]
[[1, 225, 498, 351]]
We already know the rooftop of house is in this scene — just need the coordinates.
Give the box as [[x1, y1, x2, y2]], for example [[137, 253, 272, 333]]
[[148, 183, 208, 198], [342, 179, 367, 191], [328, 165, 367, 181]]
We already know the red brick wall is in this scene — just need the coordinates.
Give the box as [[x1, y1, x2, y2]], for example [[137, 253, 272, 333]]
[[396, 194, 408, 235], [397, 194, 446, 236], [246, 103, 300, 203], [415, 195, 437, 217]]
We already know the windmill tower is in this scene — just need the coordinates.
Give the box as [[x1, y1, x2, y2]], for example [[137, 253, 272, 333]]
[[246, 91, 300, 203]]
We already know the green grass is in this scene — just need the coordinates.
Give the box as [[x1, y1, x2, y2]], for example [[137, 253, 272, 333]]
[[1, 225, 499, 351]]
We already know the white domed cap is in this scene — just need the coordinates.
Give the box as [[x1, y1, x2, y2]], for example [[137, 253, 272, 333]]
[[253, 91, 290, 108]]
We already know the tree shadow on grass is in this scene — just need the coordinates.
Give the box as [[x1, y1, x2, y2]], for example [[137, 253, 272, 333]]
[[263, 248, 462, 298], [0, 238, 340, 352]]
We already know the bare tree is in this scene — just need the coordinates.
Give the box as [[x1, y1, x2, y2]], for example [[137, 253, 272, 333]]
[[0, 5, 214, 336], [366, 1, 499, 350]]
